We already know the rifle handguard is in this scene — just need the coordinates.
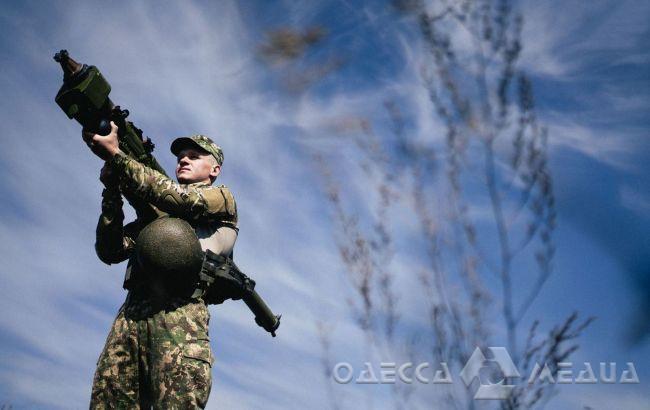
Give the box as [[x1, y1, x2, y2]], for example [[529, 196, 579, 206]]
[[200, 250, 281, 337]]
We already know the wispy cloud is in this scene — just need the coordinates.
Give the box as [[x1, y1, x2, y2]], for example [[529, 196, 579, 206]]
[[546, 118, 646, 172], [521, 0, 650, 78]]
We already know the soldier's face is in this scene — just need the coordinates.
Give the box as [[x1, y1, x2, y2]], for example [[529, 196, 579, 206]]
[[175, 148, 220, 184]]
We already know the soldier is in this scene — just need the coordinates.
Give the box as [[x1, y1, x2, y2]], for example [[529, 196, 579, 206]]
[[83, 122, 237, 408]]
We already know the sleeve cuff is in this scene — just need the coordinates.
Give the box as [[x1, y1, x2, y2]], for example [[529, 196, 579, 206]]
[[108, 150, 129, 170]]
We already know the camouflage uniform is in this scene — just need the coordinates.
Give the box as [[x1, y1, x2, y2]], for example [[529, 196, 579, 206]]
[[91, 144, 237, 409]]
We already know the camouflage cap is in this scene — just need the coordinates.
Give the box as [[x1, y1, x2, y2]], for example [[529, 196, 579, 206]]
[[171, 134, 224, 166]]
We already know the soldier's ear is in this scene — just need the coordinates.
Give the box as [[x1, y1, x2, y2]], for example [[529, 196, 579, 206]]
[[210, 165, 221, 180]]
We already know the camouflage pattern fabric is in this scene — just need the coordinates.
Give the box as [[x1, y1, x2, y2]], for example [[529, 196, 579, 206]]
[[90, 296, 213, 409], [109, 151, 237, 228], [170, 135, 224, 166], [95, 187, 142, 265], [90, 154, 239, 409]]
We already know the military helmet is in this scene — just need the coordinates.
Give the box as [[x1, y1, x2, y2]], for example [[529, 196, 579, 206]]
[[135, 217, 204, 292]]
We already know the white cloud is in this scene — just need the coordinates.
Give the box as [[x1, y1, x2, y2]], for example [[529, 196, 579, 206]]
[[546, 118, 644, 172], [519, 1, 580, 77]]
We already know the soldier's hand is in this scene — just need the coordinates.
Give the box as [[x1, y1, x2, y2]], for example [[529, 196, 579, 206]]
[[82, 121, 121, 161], [100, 163, 119, 188]]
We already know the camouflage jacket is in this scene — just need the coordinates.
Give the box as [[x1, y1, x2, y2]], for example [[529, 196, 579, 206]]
[[95, 152, 238, 288]]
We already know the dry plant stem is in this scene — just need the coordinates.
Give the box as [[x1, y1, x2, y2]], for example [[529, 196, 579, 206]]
[[262, 1, 592, 409]]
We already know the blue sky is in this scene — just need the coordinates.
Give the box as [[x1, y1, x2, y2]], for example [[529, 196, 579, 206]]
[[0, 1, 648, 409]]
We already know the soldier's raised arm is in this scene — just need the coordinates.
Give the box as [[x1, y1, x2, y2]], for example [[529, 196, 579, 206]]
[[108, 151, 238, 226], [84, 121, 237, 226]]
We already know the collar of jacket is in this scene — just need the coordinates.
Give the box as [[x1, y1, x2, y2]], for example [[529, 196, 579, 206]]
[[186, 181, 212, 188]]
